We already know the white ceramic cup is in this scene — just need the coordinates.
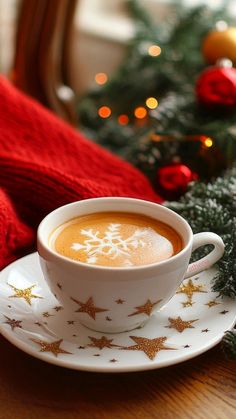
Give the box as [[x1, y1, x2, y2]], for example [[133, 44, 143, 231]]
[[37, 198, 224, 333]]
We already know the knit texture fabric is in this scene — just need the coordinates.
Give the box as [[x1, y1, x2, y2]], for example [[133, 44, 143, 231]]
[[0, 77, 162, 269]]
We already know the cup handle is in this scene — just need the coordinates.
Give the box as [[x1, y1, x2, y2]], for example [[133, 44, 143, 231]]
[[184, 232, 225, 279]]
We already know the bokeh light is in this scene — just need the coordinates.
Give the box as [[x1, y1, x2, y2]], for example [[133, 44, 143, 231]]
[[146, 97, 158, 109], [204, 137, 213, 147], [98, 106, 111, 118], [134, 107, 147, 119], [95, 72, 108, 85], [148, 45, 161, 57], [118, 114, 129, 125]]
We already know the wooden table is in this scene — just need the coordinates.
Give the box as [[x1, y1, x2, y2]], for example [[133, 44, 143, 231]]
[[0, 336, 235, 419]]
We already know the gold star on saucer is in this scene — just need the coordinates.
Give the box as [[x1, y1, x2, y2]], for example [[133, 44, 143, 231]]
[[4, 316, 22, 331], [42, 312, 53, 318], [87, 336, 121, 350], [121, 336, 175, 360], [201, 328, 209, 333], [166, 316, 198, 333], [31, 338, 72, 357], [71, 297, 108, 320], [177, 279, 206, 307], [8, 284, 42, 305], [115, 299, 125, 304], [128, 299, 162, 317], [54, 306, 63, 312], [182, 301, 194, 308], [205, 300, 220, 308]]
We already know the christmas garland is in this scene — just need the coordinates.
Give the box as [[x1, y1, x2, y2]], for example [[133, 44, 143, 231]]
[[169, 169, 236, 357], [77, 2, 236, 355]]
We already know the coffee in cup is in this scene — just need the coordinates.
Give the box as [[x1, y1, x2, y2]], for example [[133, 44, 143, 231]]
[[50, 212, 183, 267]]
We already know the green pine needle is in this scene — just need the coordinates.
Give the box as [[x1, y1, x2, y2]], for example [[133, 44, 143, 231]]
[[222, 330, 236, 359]]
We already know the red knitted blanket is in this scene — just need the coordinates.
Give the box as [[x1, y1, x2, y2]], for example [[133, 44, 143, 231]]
[[0, 77, 162, 269]]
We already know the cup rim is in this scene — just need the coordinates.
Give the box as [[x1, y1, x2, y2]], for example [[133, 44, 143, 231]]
[[37, 197, 193, 272]]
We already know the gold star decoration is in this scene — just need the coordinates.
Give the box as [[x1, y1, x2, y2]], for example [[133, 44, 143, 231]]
[[4, 316, 22, 331], [106, 316, 112, 321], [115, 299, 125, 304], [8, 283, 42, 305], [182, 301, 194, 308], [166, 316, 198, 333], [128, 299, 162, 317], [177, 279, 206, 307], [71, 296, 108, 320], [120, 336, 176, 360], [54, 306, 63, 312], [205, 300, 220, 308], [31, 338, 72, 357], [42, 312, 53, 318], [87, 336, 122, 350]]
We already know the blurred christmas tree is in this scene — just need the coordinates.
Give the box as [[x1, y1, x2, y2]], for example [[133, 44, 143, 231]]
[[77, 1, 236, 357], [78, 0, 236, 199]]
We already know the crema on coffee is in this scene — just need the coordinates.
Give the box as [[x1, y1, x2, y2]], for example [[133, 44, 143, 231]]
[[50, 212, 183, 267]]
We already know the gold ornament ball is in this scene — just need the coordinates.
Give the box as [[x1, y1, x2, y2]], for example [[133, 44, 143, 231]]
[[202, 27, 236, 64]]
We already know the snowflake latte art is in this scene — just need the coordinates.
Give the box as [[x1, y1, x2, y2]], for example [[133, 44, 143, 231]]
[[51, 212, 183, 267]]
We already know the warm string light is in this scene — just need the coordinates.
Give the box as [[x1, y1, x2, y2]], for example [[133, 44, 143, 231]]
[[146, 97, 158, 109], [134, 107, 147, 119], [97, 96, 158, 122], [95, 72, 108, 85], [200, 135, 213, 148], [148, 45, 161, 57], [98, 106, 111, 118], [118, 115, 129, 125]]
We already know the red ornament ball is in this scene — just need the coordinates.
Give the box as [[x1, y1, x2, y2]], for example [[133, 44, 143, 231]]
[[196, 66, 236, 107], [157, 164, 198, 199]]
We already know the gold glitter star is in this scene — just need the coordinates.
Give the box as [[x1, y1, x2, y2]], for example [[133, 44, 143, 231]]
[[128, 299, 162, 317], [4, 316, 22, 331], [31, 338, 72, 357], [166, 316, 198, 333], [87, 336, 121, 350], [205, 300, 220, 308], [8, 284, 42, 305], [121, 336, 175, 360], [42, 312, 53, 318], [106, 316, 112, 321], [54, 306, 63, 312], [115, 299, 125, 304], [71, 297, 108, 320], [182, 301, 194, 308], [177, 279, 206, 299], [177, 279, 206, 307], [220, 310, 229, 315]]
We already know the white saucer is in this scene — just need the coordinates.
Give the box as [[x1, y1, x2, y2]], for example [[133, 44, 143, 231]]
[[0, 253, 235, 373]]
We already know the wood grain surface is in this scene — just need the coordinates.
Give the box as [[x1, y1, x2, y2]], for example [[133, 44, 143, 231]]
[[0, 336, 235, 419]]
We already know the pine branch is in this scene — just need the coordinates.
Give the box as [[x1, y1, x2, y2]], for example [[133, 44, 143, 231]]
[[222, 330, 236, 359], [168, 169, 236, 298]]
